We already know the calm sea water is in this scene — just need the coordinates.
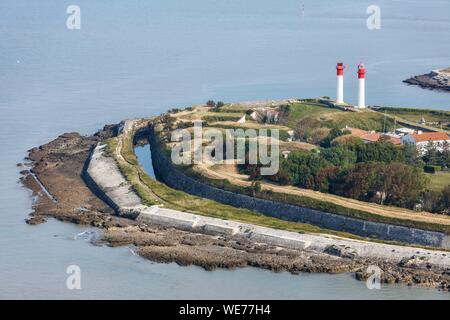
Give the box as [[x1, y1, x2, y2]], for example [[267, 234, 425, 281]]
[[1, 0, 450, 299]]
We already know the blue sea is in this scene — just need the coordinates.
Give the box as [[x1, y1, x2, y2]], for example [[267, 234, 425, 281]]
[[1, 0, 449, 299]]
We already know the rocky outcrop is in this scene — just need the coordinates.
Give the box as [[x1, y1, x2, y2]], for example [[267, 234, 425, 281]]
[[404, 70, 450, 92]]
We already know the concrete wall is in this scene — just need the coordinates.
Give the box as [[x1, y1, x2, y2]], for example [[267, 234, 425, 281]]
[[82, 143, 144, 219], [148, 127, 450, 248]]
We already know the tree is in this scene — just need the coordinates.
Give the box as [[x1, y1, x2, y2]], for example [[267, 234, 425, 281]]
[[250, 181, 262, 196], [330, 162, 382, 201], [422, 189, 444, 213], [320, 128, 346, 148], [331, 135, 363, 148], [294, 118, 321, 143], [380, 163, 427, 208], [354, 141, 407, 164], [442, 186, 450, 214], [440, 141, 450, 168], [423, 141, 439, 165], [314, 166, 340, 192], [206, 100, 216, 108], [216, 101, 225, 108], [320, 146, 357, 167], [401, 143, 422, 167]]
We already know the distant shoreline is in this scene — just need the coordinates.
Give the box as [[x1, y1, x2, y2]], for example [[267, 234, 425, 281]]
[[404, 68, 450, 92]]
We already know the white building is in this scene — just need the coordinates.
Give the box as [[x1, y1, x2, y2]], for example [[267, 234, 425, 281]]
[[395, 127, 415, 136], [237, 115, 246, 123], [401, 131, 450, 154]]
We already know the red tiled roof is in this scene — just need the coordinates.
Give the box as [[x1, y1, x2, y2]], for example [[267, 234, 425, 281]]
[[345, 127, 368, 138], [410, 132, 450, 142], [362, 133, 381, 142], [387, 137, 401, 145]]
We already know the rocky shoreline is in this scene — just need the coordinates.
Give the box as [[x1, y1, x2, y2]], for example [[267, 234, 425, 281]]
[[403, 69, 450, 92], [19, 125, 450, 291]]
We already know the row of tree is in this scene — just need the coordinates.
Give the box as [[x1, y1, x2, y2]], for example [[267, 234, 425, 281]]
[[423, 141, 450, 168], [241, 140, 449, 214]]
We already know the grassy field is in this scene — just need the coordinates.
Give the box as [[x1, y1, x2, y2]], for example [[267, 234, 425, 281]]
[[281, 102, 339, 128], [375, 107, 450, 131], [281, 102, 396, 132], [426, 171, 450, 191], [102, 116, 450, 250], [105, 122, 364, 238]]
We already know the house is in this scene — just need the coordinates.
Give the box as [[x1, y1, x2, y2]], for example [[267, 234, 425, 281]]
[[360, 132, 382, 143], [395, 127, 415, 136], [344, 126, 401, 145], [344, 126, 381, 144], [401, 131, 450, 154]]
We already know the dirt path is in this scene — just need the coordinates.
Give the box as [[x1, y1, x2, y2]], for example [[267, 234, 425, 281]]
[[196, 163, 450, 226]]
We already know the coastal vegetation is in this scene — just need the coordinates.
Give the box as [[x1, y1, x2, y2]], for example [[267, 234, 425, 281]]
[[374, 107, 450, 132], [103, 122, 360, 237], [104, 115, 450, 242], [279, 102, 397, 132], [242, 140, 450, 213], [153, 101, 450, 235]]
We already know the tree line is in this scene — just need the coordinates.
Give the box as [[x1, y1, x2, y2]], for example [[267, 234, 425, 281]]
[[242, 138, 450, 214]]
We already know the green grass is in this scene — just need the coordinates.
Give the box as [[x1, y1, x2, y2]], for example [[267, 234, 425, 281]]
[[107, 126, 362, 237], [281, 102, 338, 128], [214, 104, 250, 113], [182, 165, 450, 235], [202, 112, 245, 122], [282, 102, 396, 132], [376, 107, 450, 121], [103, 118, 450, 250], [208, 123, 290, 141], [426, 171, 450, 191], [375, 107, 450, 131]]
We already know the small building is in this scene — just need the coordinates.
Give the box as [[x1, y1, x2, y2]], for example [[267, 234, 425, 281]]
[[286, 130, 295, 142], [344, 126, 401, 145], [344, 126, 379, 144], [401, 131, 450, 154], [395, 127, 415, 136], [237, 115, 246, 123], [282, 150, 291, 159]]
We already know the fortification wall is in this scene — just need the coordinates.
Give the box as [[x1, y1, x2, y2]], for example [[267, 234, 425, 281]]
[[148, 127, 450, 249]]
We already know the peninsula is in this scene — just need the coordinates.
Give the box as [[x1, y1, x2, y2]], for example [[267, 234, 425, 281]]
[[404, 68, 450, 92], [20, 98, 450, 291]]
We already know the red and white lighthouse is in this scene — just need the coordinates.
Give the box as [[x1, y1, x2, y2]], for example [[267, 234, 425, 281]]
[[357, 63, 366, 108], [336, 62, 345, 104]]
